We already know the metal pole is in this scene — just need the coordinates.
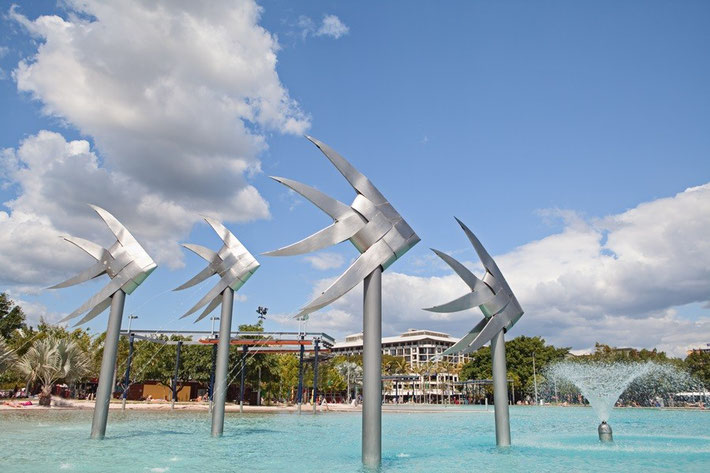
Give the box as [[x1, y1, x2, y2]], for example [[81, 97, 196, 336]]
[[362, 267, 382, 468], [257, 366, 261, 407], [313, 338, 320, 414], [91, 289, 125, 439], [240, 344, 247, 413], [171, 340, 183, 409], [347, 364, 351, 403], [209, 343, 217, 412], [121, 333, 135, 410], [211, 288, 233, 437], [532, 351, 539, 405], [491, 330, 511, 447], [297, 335, 304, 414]]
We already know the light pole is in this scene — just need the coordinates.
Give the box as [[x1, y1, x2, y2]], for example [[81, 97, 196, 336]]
[[127, 314, 138, 333], [532, 351, 538, 406]]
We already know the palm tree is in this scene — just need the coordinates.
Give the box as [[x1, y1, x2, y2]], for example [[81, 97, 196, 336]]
[[0, 337, 18, 373], [18, 337, 90, 406]]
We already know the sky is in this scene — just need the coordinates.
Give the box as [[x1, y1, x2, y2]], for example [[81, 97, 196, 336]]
[[0, 0, 709, 357]]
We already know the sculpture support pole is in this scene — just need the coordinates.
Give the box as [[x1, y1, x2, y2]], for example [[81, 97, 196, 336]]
[[297, 336, 304, 414], [362, 267, 382, 468], [91, 289, 125, 439], [491, 329, 511, 447], [211, 289, 233, 437], [121, 332, 134, 410]]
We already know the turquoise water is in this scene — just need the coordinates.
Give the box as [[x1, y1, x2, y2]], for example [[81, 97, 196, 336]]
[[1, 406, 708, 472]]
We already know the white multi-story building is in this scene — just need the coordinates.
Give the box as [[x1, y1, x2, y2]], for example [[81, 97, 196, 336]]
[[331, 328, 471, 402]]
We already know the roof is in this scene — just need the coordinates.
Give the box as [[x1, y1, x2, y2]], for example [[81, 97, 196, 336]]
[[333, 329, 460, 349]]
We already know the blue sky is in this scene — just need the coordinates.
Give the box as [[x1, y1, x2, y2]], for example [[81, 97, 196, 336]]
[[1, 1, 709, 356]]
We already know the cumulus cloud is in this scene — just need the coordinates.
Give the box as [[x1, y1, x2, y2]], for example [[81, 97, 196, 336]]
[[304, 252, 346, 270], [297, 184, 710, 356], [298, 14, 349, 40], [2, 1, 309, 288]]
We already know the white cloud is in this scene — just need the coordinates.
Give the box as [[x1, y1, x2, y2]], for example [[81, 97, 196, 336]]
[[304, 252, 345, 270], [316, 15, 349, 39], [299, 184, 710, 357], [2, 1, 309, 289], [298, 14, 349, 40]]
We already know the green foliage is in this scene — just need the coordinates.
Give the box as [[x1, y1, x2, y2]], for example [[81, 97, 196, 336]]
[[685, 351, 710, 387], [0, 293, 28, 339], [583, 343, 677, 364], [17, 336, 90, 405], [459, 336, 570, 398], [0, 338, 18, 373]]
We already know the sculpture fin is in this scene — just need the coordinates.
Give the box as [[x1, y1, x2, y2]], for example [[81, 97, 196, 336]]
[[193, 296, 222, 323], [296, 238, 392, 317], [89, 205, 141, 250], [451, 315, 508, 356], [430, 248, 490, 293], [440, 318, 489, 357], [49, 261, 106, 289], [263, 214, 365, 256], [182, 243, 218, 263], [203, 217, 243, 250], [59, 265, 135, 323], [423, 289, 495, 313], [174, 265, 215, 291], [73, 297, 112, 326], [63, 236, 105, 260], [305, 136, 388, 205], [180, 278, 229, 319], [454, 217, 510, 292], [270, 176, 354, 220]]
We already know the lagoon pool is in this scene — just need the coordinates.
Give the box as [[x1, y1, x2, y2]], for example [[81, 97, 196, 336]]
[[1, 406, 708, 472]]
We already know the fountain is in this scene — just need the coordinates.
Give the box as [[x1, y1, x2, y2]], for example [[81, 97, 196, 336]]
[[547, 361, 703, 442]]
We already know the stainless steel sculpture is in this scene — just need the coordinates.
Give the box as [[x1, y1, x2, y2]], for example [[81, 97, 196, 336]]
[[51, 205, 156, 439], [424, 217, 523, 447], [265, 136, 419, 467], [175, 217, 259, 437]]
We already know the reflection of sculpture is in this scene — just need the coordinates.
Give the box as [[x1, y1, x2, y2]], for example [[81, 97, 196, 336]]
[[265, 135, 420, 317], [52, 205, 157, 325], [424, 217, 523, 447], [176, 217, 259, 437], [266, 136, 419, 467], [51, 205, 156, 440]]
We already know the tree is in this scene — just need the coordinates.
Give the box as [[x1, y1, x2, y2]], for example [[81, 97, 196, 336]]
[[335, 361, 362, 401], [18, 336, 90, 406], [685, 351, 710, 387], [459, 336, 570, 400], [0, 338, 18, 373], [0, 293, 28, 339]]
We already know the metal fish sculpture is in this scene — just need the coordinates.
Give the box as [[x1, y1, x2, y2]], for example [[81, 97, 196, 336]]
[[264, 136, 420, 317], [52, 205, 157, 326], [175, 217, 259, 321], [424, 218, 523, 356]]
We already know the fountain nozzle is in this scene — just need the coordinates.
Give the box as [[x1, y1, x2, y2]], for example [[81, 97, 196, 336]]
[[598, 421, 613, 442]]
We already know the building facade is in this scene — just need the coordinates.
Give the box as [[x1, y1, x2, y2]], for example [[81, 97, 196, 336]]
[[331, 329, 471, 401]]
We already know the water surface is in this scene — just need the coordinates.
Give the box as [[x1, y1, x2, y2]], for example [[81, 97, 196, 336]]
[[1, 406, 708, 472]]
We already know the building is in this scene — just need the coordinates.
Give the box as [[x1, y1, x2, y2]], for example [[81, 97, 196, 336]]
[[687, 344, 710, 356], [331, 328, 472, 402]]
